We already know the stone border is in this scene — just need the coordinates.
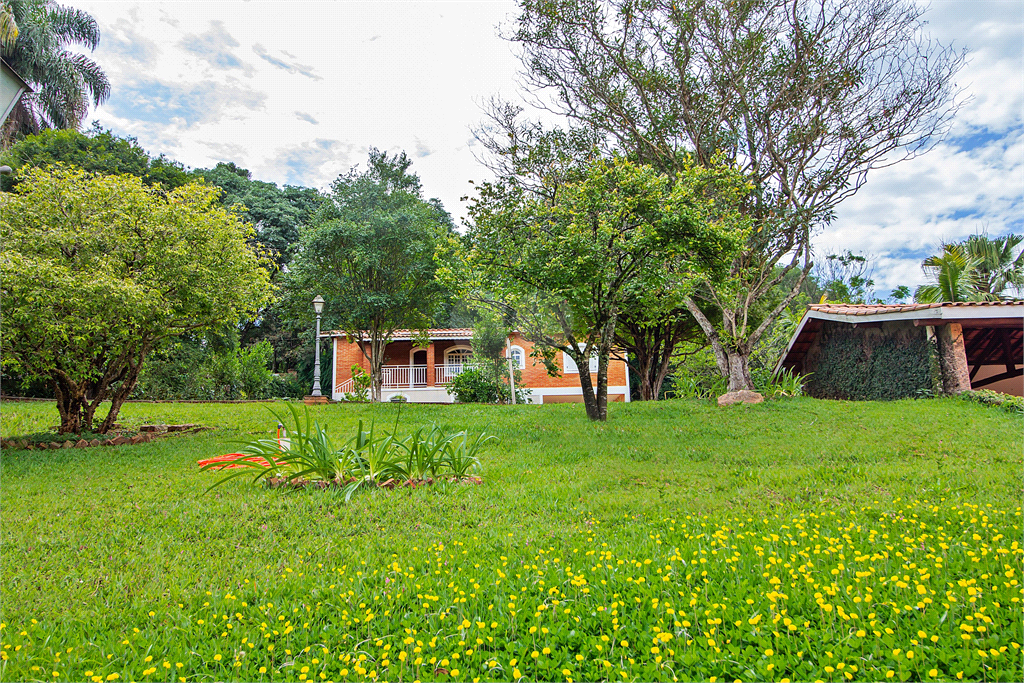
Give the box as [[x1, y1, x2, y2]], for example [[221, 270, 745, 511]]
[[1, 424, 207, 451]]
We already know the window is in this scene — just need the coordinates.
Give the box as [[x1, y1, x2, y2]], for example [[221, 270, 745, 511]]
[[562, 348, 598, 374], [445, 347, 473, 366], [509, 345, 526, 370]]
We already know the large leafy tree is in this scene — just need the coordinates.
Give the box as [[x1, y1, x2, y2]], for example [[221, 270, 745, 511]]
[[286, 148, 449, 401], [2, 0, 109, 139], [496, 0, 965, 392], [465, 154, 747, 421], [0, 126, 191, 190], [194, 162, 326, 266], [0, 168, 273, 433]]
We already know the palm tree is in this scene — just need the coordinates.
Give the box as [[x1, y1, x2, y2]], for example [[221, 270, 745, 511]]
[[913, 243, 989, 303], [1, 0, 109, 140], [0, 2, 18, 51], [964, 233, 1024, 299]]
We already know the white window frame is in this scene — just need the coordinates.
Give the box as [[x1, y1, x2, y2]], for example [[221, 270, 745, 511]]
[[562, 347, 599, 374], [444, 345, 473, 366], [508, 345, 526, 370]]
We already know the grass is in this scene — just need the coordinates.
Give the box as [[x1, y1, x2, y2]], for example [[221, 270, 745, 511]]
[[0, 397, 1020, 682]]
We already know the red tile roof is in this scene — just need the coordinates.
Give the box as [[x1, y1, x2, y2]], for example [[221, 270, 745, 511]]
[[807, 301, 1024, 316], [328, 328, 475, 339]]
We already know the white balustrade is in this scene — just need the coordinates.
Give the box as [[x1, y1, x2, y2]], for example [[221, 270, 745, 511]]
[[374, 364, 474, 388], [435, 363, 473, 385]]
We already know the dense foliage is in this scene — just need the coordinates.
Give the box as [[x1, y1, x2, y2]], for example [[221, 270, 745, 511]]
[[0, 168, 273, 432], [465, 155, 747, 420], [805, 323, 933, 401], [0, 126, 191, 190], [915, 234, 1024, 303]]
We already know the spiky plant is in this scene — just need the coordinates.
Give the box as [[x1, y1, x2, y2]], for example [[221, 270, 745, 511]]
[[2, 0, 109, 139]]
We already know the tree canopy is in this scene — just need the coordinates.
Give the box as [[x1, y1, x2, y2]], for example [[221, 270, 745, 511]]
[[285, 148, 450, 401], [0, 168, 273, 433], [464, 154, 747, 420], [194, 162, 326, 266], [0, 126, 191, 190], [914, 234, 1024, 303]]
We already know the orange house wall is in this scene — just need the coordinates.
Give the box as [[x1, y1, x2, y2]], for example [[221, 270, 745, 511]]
[[332, 332, 628, 392]]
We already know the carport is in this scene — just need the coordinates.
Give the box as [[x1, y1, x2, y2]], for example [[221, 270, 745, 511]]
[[776, 301, 1023, 398]]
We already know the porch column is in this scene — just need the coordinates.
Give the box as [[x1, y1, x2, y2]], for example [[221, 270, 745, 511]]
[[426, 342, 435, 387], [936, 323, 971, 394]]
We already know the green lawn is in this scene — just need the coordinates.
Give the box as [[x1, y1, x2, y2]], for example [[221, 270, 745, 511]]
[[1, 397, 1020, 682]]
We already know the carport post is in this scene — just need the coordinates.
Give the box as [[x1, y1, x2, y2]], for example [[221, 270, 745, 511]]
[[935, 323, 972, 394]]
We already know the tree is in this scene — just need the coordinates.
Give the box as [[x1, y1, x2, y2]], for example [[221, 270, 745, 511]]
[[815, 251, 877, 304], [964, 233, 1024, 299], [466, 154, 746, 421], [0, 126, 192, 191], [913, 244, 984, 304], [499, 0, 965, 392], [914, 235, 1024, 303], [285, 148, 449, 402], [614, 293, 705, 401], [0, 168, 273, 433], [1, 1, 18, 51], [2, 0, 109, 139], [194, 162, 325, 266]]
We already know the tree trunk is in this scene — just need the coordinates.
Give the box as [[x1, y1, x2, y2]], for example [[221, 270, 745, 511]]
[[724, 347, 755, 393], [618, 316, 692, 400], [53, 380, 85, 434], [97, 355, 145, 434]]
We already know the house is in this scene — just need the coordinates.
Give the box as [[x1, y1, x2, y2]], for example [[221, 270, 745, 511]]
[[776, 301, 1023, 399], [328, 328, 631, 403]]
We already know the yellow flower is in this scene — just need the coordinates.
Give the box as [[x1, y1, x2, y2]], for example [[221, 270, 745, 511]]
[[214, 654, 222, 662]]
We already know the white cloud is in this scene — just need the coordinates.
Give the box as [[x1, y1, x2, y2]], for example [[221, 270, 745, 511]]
[[819, 0, 1023, 293]]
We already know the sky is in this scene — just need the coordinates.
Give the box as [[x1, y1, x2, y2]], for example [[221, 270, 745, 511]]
[[72, 0, 1022, 295]]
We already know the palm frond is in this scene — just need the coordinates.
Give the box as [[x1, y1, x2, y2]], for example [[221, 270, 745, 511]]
[[46, 3, 99, 50]]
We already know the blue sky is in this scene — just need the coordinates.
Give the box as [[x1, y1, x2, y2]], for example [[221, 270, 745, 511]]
[[74, 0, 1022, 294]]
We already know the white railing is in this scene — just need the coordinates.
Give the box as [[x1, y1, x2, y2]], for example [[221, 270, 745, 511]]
[[349, 364, 477, 389], [435, 363, 474, 385], [381, 365, 428, 388]]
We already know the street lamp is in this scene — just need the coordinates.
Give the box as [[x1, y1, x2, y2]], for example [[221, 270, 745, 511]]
[[311, 295, 325, 398]]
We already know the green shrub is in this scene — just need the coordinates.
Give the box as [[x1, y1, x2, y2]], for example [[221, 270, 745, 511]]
[[447, 366, 529, 404], [342, 365, 371, 402], [236, 341, 275, 399], [958, 389, 1024, 414]]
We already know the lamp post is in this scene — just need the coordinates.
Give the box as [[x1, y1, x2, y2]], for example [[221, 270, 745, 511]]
[[311, 295, 325, 398]]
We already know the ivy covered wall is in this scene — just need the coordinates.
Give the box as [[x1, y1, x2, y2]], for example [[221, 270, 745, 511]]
[[804, 320, 934, 400]]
